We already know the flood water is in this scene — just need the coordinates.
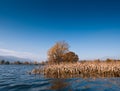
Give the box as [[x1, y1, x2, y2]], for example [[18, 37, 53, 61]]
[[0, 65, 120, 91]]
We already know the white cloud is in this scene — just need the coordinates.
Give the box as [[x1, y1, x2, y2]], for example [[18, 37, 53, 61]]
[[0, 48, 41, 61]]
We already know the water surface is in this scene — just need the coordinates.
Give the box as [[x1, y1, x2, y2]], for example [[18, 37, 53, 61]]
[[0, 65, 120, 91]]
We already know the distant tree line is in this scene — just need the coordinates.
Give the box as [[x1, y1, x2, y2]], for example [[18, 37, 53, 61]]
[[80, 58, 120, 63], [0, 60, 10, 64], [0, 60, 45, 65], [1, 41, 120, 65]]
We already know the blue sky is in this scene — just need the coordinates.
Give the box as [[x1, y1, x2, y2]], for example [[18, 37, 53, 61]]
[[0, 0, 120, 61]]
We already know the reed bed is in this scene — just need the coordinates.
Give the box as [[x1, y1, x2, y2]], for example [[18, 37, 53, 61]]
[[32, 61, 120, 78]]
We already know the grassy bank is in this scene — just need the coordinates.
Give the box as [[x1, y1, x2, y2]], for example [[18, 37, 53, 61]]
[[32, 61, 120, 78]]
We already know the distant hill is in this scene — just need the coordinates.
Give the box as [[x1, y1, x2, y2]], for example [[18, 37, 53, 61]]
[[0, 55, 33, 62]]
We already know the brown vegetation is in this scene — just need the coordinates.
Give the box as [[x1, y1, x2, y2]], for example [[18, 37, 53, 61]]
[[31, 41, 120, 78], [32, 61, 120, 78], [62, 51, 79, 62], [48, 41, 69, 64], [47, 41, 79, 64]]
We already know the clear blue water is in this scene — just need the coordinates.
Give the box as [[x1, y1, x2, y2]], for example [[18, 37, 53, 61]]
[[0, 65, 120, 91]]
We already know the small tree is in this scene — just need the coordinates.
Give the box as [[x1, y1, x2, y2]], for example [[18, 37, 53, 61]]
[[23, 61, 30, 65], [14, 61, 22, 64], [5, 61, 10, 65], [106, 58, 113, 62], [1, 60, 5, 64], [62, 51, 79, 62], [34, 61, 38, 65], [48, 41, 69, 64]]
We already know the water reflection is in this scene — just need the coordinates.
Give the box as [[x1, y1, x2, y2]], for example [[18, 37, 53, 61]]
[[50, 79, 72, 91]]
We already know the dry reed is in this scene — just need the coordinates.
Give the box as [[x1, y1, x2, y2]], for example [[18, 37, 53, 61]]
[[31, 61, 120, 78]]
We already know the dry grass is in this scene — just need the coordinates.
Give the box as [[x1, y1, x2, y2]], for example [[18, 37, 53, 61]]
[[32, 61, 120, 78]]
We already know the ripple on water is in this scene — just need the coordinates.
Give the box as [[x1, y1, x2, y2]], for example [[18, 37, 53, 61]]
[[1, 65, 120, 91]]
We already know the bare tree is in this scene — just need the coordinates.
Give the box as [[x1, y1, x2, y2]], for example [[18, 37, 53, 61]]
[[48, 41, 69, 63]]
